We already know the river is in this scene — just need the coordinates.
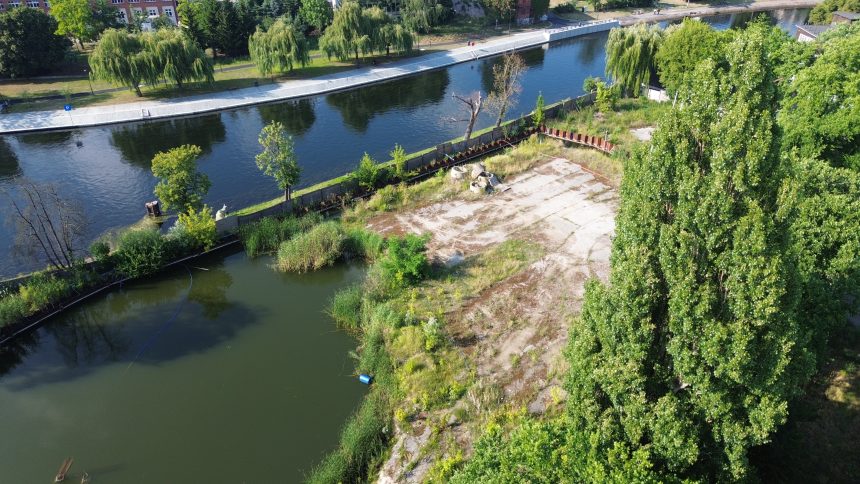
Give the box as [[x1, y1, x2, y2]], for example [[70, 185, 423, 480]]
[[0, 250, 366, 482], [0, 8, 807, 278]]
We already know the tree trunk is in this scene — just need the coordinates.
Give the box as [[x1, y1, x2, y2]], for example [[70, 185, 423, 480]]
[[495, 102, 508, 128], [134, 85, 143, 97], [465, 114, 477, 141]]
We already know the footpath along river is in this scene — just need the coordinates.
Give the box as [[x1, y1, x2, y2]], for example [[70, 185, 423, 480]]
[[0, 7, 808, 278]]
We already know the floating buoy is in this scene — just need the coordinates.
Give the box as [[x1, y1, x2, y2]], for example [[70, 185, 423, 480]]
[[358, 374, 373, 385]]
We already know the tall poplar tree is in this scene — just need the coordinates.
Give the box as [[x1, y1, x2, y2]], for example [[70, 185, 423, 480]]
[[566, 26, 820, 480]]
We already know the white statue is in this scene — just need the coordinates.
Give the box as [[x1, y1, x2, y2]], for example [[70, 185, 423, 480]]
[[215, 204, 228, 221]]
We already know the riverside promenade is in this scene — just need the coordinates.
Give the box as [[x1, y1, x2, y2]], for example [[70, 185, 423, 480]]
[[0, 21, 616, 134]]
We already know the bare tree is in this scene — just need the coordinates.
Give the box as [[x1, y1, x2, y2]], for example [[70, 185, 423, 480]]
[[5, 182, 86, 271], [487, 52, 526, 127], [452, 91, 483, 141]]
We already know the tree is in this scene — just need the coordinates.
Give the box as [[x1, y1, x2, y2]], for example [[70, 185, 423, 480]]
[[390, 144, 408, 179], [594, 79, 618, 112], [400, 0, 447, 34], [351, 152, 383, 192], [0, 8, 70, 79], [151, 144, 211, 214], [255, 121, 302, 203], [89, 29, 159, 96], [779, 29, 860, 171], [249, 18, 311, 77], [146, 28, 214, 89], [299, 0, 333, 32], [566, 28, 824, 480], [452, 91, 483, 141], [531, 0, 550, 19], [5, 182, 86, 271], [809, 0, 860, 24], [50, 0, 92, 47], [487, 52, 526, 127], [87, 0, 123, 40], [605, 23, 663, 97], [655, 18, 728, 95], [379, 22, 414, 56], [532, 92, 544, 127], [177, 0, 208, 47], [484, 0, 516, 23], [319, 0, 369, 62]]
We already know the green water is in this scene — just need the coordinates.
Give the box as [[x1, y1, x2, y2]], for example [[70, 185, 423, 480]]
[[0, 249, 366, 483]]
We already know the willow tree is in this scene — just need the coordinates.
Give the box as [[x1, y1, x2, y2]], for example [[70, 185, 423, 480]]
[[146, 28, 213, 89], [400, 0, 446, 34], [380, 23, 414, 56], [89, 28, 159, 96], [319, 0, 369, 63], [249, 18, 311, 77], [566, 27, 827, 480], [604, 23, 663, 97]]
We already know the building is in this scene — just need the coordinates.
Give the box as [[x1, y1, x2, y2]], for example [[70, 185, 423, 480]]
[[795, 10, 859, 42], [0, 0, 178, 28]]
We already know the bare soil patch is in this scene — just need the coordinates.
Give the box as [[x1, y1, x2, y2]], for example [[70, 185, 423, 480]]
[[372, 156, 618, 482]]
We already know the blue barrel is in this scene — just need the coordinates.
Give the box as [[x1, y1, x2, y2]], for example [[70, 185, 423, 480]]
[[358, 374, 373, 385]]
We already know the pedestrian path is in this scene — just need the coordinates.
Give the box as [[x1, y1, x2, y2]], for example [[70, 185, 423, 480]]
[[0, 21, 617, 134]]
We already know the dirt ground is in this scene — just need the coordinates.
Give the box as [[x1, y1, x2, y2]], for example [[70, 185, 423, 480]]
[[370, 156, 618, 482]]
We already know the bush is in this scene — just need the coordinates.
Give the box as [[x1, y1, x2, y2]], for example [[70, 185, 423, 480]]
[[238, 213, 323, 257], [553, 1, 579, 13], [329, 284, 363, 330], [0, 294, 28, 326], [19, 273, 72, 312], [116, 229, 168, 278], [582, 75, 600, 93], [351, 152, 386, 192], [596, 81, 620, 113], [176, 205, 217, 250], [378, 234, 430, 289], [276, 221, 345, 272], [89, 240, 111, 262]]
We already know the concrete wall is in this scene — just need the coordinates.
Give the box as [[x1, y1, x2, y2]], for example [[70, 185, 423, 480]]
[[544, 20, 619, 42]]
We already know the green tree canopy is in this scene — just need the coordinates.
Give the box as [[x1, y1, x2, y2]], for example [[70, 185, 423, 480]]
[[255, 120, 302, 202], [50, 0, 93, 47], [249, 18, 310, 76], [151, 144, 211, 213], [145, 28, 214, 89], [655, 18, 729, 95], [89, 28, 160, 96], [319, 1, 370, 62], [0, 8, 70, 78], [299, 0, 334, 32], [400, 0, 447, 34], [605, 23, 663, 96], [779, 29, 860, 170], [809, 0, 860, 24], [566, 27, 838, 480]]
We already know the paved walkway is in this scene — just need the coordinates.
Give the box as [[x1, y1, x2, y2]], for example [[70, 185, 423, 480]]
[[618, 0, 820, 26], [0, 22, 617, 134]]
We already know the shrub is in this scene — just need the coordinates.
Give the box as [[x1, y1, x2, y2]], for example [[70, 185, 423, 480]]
[[89, 240, 110, 261], [423, 316, 443, 351], [19, 273, 72, 312], [329, 284, 363, 330], [276, 221, 345, 272], [582, 75, 600, 93], [116, 229, 168, 278], [390, 144, 408, 180], [351, 152, 386, 192], [0, 294, 28, 326], [596, 81, 619, 113], [176, 205, 217, 250], [378, 234, 430, 289]]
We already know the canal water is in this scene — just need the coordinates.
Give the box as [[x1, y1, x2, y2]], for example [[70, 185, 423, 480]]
[[0, 8, 807, 277], [0, 250, 366, 482]]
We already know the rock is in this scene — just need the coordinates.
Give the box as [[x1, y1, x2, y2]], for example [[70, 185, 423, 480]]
[[449, 165, 468, 181], [470, 162, 486, 179]]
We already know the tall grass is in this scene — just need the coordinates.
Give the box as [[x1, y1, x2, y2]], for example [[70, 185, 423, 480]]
[[329, 284, 363, 331], [276, 221, 346, 272], [238, 213, 323, 257]]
